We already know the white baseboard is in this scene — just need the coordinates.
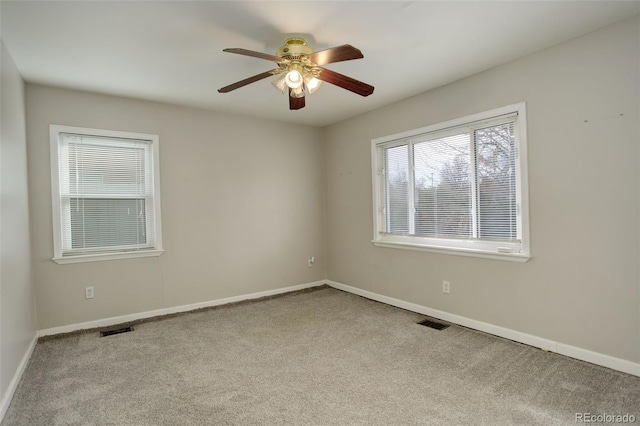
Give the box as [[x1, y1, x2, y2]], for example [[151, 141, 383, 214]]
[[39, 280, 326, 337], [33, 278, 640, 377], [0, 333, 38, 422], [327, 280, 640, 377], [556, 343, 640, 377]]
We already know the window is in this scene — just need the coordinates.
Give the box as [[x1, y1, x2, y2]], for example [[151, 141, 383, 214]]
[[371, 103, 530, 261], [50, 125, 163, 264]]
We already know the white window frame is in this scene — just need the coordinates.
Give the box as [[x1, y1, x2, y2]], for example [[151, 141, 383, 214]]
[[50, 125, 164, 264], [371, 102, 530, 262]]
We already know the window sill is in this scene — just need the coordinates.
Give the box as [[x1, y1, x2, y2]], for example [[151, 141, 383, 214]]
[[372, 240, 530, 263], [52, 249, 164, 264]]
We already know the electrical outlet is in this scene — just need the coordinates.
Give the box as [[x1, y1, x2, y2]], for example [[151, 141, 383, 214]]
[[85, 286, 94, 299], [442, 281, 450, 294], [307, 256, 315, 267]]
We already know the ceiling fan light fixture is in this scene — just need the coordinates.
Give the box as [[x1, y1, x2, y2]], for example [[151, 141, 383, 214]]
[[271, 73, 288, 93], [284, 67, 303, 89], [304, 74, 322, 94]]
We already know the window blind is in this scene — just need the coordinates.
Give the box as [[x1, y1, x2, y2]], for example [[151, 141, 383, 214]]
[[414, 133, 472, 239], [475, 122, 517, 241], [382, 117, 519, 244], [385, 144, 410, 234], [58, 133, 157, 254]]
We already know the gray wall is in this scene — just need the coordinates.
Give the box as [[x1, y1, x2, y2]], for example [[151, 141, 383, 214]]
[[26, 86, 326, 329], [0, 42, 37, 404], [324, 17, 640, 363]]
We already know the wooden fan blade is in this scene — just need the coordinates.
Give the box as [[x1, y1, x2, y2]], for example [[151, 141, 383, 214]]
[[289, 90, 305, 110], [218, 70, 277, 93], [223, 48, 283, 63], [316, 68, 374, 97], [306, 45, 363, 66]]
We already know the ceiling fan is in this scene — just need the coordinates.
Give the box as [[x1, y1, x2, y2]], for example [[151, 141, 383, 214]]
[[218, 37, 374, 110]]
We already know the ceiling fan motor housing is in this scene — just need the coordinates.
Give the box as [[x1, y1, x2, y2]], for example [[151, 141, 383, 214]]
[[277, 37, 313, 59]]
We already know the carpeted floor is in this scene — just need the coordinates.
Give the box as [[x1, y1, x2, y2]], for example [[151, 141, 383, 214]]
[[3, 286, 639, 425]]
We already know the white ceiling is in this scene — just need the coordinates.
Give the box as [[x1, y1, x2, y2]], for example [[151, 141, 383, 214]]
[[2, 1, 638, 127]]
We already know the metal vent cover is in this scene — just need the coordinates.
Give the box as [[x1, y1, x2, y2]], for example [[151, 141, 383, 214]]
[[100, 326, 133, 337], [417, 319, 449, 330]]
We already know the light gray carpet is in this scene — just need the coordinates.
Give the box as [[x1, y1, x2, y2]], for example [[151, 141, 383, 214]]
[[3, 287, 639, 425]]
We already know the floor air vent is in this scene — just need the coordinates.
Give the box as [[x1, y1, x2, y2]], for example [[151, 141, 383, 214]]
[[417, 319, 449, 330], [100, 326, 133, 337]]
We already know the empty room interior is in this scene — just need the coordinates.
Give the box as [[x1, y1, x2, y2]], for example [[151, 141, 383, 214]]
[[1, 1, 640, 424]]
